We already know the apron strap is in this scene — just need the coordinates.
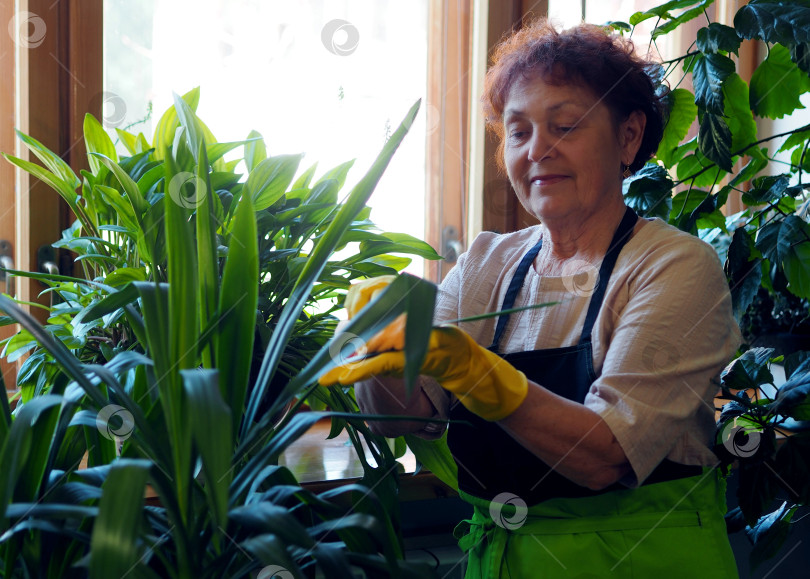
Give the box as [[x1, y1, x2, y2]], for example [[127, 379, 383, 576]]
[[488, 206, 638, 352], [579, 205, 638, 344], [487, 237, 544, 351]]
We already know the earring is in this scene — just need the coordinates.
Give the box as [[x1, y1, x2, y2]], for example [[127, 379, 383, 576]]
[[622, 164, 632, 179]]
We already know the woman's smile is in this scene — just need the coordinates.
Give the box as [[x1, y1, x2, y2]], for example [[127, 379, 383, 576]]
[[530, 174, 568, 187]]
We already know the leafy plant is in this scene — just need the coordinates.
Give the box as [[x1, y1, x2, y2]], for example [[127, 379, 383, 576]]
[[613, 0, 810, 570], [616, 0, 810, 325], [715, 347, 810, 570], [0, 91, 447, 577]]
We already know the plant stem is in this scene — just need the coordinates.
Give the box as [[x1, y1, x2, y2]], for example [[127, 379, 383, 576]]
[[674, 124, 810, 187]]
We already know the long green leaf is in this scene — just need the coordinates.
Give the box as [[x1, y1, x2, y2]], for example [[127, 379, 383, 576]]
[[402, 275, 437, 394], [196, 141, 218, 369], [164, 151, 198, 526], [246, 154, 303, 211], [233, 411, 325, 498], [14, 397, 61, 502], [173, 92, 204, 164], [84, 114, 119, 174], [403, 432, 458, 491], [182, 369, 231, 536], [244, 100, 421, 433], [244, 130, 266, 172], [0, 369, 10, 447], [0, 396, 62, 528], [3, 154, 80, 212], [152, 86, 200, 160], [0, 295, 106, 407], [163, 153, 199, 372], [216, 184, 258, 433], [89, 459, 151, 579], [15, 129, 81, 191], [90, 153, 150, 222]]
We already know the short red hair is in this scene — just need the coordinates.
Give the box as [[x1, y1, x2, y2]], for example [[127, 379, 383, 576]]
[[482, 19, 667, 172]]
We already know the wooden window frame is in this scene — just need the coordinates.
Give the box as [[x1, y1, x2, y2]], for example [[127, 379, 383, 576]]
[[1, 0, 102, 391]]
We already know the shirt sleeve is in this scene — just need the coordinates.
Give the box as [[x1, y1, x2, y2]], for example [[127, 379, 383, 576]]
[[584, 235, 741, 486]]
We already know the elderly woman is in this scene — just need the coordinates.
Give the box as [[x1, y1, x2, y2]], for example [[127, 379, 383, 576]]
[[321, 19, 740, 577]]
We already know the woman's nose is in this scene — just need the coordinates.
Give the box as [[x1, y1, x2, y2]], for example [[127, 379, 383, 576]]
[[527, 131, 556, 163]]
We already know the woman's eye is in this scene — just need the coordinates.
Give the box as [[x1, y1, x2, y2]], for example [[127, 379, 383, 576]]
[[556, 126, 575, 134], [508, 129, 527, 141]]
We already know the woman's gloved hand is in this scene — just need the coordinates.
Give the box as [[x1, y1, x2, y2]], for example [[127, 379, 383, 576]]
[[344, 275, 397, 318], [320, 324, 528, 422], [342, 275, 405, 351]]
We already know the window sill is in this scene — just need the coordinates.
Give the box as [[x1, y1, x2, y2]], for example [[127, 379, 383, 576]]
[[280, 417, 457, 501]]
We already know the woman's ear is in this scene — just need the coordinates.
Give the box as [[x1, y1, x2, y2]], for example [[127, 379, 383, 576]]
[[619, 110, 646, 166]]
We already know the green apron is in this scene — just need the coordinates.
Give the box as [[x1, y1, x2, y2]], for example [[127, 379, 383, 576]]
[[447, 208, 738, 577], [454, 469, 738, 578]]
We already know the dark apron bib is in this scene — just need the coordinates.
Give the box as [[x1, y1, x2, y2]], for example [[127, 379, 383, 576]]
[[447, 207, 700, 505]]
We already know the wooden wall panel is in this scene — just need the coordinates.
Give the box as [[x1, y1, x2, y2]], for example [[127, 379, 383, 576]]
[[479, 1, 543, 235], [425, 0, 474, 282], [0, 0, 17, 390], [3, 0, 102, 392]]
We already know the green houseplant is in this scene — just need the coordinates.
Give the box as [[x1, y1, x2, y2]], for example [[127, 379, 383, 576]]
[[612, 0, 810, 570], [0, 90, 450, 578]]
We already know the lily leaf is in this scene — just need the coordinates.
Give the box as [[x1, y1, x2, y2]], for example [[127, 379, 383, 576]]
[[84, 114, 119, 174], [89, 459, 152, 579], [246, 154, 303, 211]]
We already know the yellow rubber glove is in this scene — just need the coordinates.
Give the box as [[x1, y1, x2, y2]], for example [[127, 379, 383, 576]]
[[344, 275, 397, 318], [320, 325, 529, 422], [343, 275, 405, 351]]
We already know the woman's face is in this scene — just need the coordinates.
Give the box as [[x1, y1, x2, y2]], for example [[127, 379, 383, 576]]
[[502, 74, 645, 224]]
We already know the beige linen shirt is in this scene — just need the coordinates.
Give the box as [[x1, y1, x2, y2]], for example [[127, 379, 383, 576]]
[[423, 216, 741, 486]]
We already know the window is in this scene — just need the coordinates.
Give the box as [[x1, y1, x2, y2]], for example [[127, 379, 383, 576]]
[[104, 0, 431, 276], [1, 0, 472, 391]]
